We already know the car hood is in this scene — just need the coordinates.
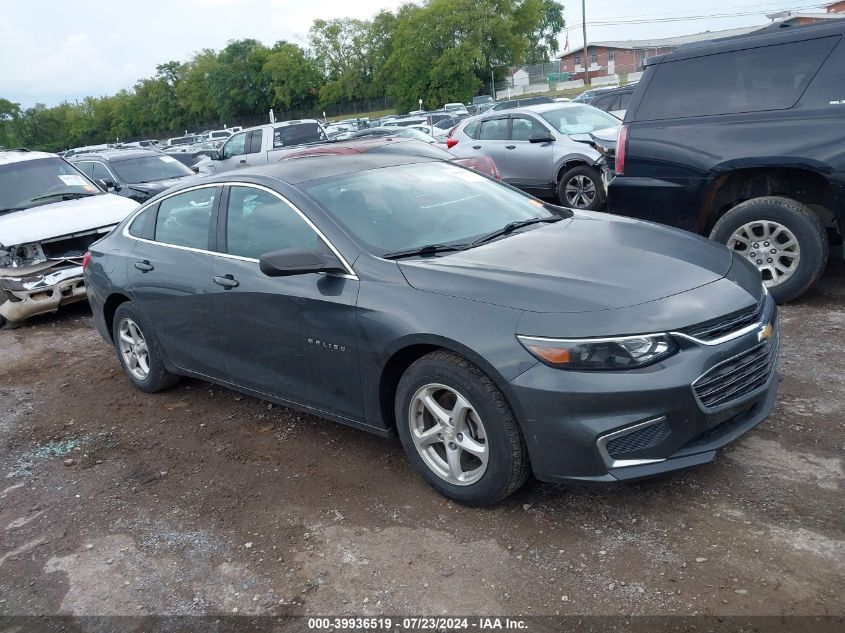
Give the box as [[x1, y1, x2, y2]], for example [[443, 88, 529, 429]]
[[398, 212, 733, 314], [0, 193, 138, 246]]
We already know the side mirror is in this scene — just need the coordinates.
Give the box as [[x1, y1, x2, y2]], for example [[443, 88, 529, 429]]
[[528, 133, 555, 144], [97, 178, 117, 191], [210, 149, 221, 160], [259, 248, 345, 277]]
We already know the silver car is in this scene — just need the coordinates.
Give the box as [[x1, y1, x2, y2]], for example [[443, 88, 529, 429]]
[[447, 103, 619, 209]]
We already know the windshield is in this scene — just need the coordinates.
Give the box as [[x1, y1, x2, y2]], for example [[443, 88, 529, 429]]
[[303, 161, 559, 256], [0, 157, 101, 213], [110, 155, 194, 183], [539, 105, 620, 135]]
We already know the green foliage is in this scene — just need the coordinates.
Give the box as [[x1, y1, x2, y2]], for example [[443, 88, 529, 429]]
[[0, 0, 563, 151]]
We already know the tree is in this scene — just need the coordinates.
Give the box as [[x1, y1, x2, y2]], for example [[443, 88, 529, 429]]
[[263, 42, 321, 111]]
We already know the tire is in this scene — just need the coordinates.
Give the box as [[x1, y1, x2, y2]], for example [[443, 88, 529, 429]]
[[710, 196, 828, 304], [112, 302, 179, 393], [558, 165, 605, 210], [395, 351, 529, 506]]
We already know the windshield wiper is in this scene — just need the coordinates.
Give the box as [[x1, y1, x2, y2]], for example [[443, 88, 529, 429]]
[[0, 207, 27, 215], [471, 216, 563, 247], [382, 243, 469, 260], [28, 191, 99, 203]]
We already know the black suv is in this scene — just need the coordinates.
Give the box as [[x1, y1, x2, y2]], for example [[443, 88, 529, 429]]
[[70, 149, 200, 202], [608, 20, 845, 302]]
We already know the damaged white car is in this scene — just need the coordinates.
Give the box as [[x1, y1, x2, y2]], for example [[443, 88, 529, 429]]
[[0, 150, 138, 326]]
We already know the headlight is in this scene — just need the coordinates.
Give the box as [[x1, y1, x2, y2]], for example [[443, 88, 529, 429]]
[[517, 334, 677, 370]]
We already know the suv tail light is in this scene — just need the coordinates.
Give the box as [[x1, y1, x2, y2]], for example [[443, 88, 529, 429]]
[[82, 251, 92, 271], [615, 124, 628, 175], [446, 137, 459, 149]]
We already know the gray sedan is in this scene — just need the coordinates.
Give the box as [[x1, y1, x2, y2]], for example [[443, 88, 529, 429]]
[[84, 154, 778, 506], [448, 103, 619, 210]]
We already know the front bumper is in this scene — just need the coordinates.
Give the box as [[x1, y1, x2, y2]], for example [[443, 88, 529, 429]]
[[510, 303, 779, 483], [0, 262, 86, 322]]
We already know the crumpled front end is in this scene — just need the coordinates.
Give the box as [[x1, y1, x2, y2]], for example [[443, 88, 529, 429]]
[[0, 260, 87, 322], [0, 227, 114, 323]]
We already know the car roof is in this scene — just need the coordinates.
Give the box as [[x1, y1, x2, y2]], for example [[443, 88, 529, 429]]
[[200, 153, 440, 187], [68, 149, 160, 162], [650, 19, 845, 65], [0, 149, 55, 165]]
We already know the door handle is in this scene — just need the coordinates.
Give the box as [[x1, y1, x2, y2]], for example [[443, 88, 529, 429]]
[[505, 145, 516, 150], [134, 260, 154, 272], [238, 159, 246, 164], [472, 145, 481, 150], [213, 274, 239, 289]]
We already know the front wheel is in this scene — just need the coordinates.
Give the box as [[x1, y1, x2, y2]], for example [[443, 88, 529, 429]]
[[710, 196, 828, 303], [112, 302, 179, 393], [558, 165, 605, 210], [395, 351, 529, 506]]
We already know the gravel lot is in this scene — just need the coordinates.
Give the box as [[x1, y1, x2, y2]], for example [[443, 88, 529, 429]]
[[0, 267, 843, 623]]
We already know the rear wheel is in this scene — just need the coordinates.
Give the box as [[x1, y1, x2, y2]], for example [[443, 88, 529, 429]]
[[558, 165, 605, 210], [112, 302, 179, 392], [710, 196, 828, 303], [395, 351, 529, 506]]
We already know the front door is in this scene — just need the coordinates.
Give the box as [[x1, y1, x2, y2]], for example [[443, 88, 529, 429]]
[[503, 115, 557, 191], [208, 184, 363, 421], [215, 131, 250, 172]]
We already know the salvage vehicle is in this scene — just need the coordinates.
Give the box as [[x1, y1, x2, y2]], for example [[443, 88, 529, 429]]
[[85, 154, 778, 505], [0, 150, 138, 326], [196, 120, 328, 175], [608, 20, 845, 303], [70, 149, 201, 202], [448, 103, 619, 209]]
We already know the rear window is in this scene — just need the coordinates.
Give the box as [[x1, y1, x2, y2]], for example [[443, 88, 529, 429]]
[[636, 37, 839, 120], [273, 123, 327, 148]]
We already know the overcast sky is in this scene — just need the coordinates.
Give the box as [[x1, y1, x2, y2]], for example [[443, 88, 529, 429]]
[[0, 0, 825, 107]]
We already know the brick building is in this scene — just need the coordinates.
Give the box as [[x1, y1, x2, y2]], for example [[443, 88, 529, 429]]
[[556, 27, 759, 81]]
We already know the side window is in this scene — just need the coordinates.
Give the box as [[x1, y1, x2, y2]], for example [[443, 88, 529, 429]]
[[155, 188, 216, 249], [592, 94, 614, 111], [74, 162, 95, 178], [222, 132, 247, 159], [225, 186, 321, 260], [510, 116, 547, 141], [462, 120, 480, 138], [618, 92, 633, 111], [128, 205, 157, 239], [636, 36, 839, 120], [479, 119, 508, 140], [91, 162, 113, 182], [246, 129, 263, 154]]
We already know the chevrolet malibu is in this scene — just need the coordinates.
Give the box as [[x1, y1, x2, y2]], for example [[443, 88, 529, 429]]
[[84, 155, 779, 506]]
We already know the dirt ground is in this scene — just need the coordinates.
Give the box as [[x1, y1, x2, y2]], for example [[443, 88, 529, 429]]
[[0, 268, 843, 624]]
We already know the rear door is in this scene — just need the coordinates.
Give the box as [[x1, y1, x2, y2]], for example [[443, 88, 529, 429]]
[[208, 184, 363, 420], [125, 184, 225, 378], [463, 116, 510, 168], [242, 129, 266, 167]]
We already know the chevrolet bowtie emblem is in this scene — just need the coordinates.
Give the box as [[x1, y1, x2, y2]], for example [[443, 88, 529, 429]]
[[758, 323, 773, 342]]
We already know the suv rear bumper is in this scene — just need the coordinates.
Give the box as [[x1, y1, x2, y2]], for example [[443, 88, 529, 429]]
[[607, 175, 703, 234]]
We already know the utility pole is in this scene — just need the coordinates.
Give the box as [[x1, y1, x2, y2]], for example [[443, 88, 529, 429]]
[[582, 0, 590, 86], [491, 69, 495, 100]]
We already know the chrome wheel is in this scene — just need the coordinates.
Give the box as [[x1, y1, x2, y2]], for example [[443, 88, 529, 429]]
[[117, 318, 150, 381], [408, 383, 488, 486], [727, 220, 800, 288], [564, 174, 597, 208]]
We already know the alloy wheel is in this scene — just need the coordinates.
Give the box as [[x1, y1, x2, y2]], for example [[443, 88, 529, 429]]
[[408, 383, 488, 486], [564, 174, 597, 208], [117, 317, 150, 380], [726, 220, 800, 287]]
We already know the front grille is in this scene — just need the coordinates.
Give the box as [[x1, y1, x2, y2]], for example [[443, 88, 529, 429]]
[[681, 298, 763, 342], [606, 418, 671, 457], [693, 338, 778, 410]]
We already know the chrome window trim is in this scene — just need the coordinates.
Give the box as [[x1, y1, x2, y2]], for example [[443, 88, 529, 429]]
[[595, 416, 668, 469], [120, 181, 358, 280]]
